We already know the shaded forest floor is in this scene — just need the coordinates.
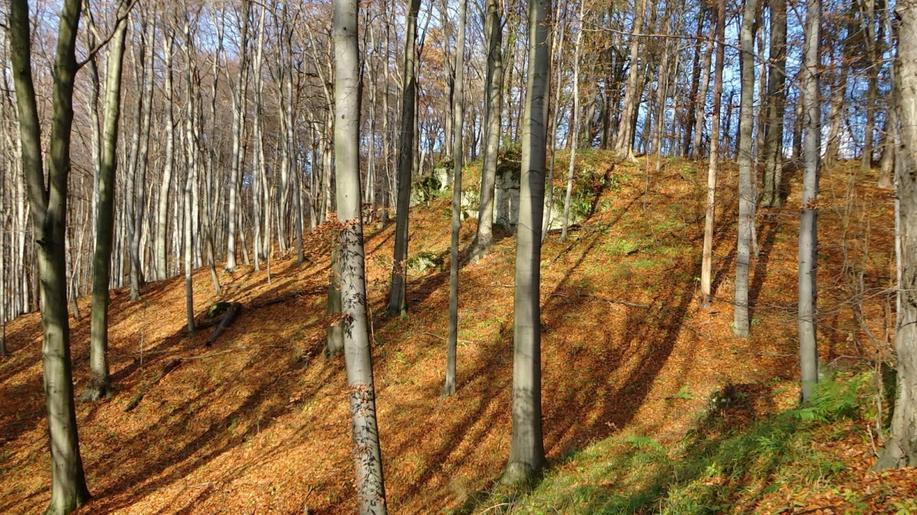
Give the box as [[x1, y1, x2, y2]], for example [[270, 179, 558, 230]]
[[2, 152, 914, 513]]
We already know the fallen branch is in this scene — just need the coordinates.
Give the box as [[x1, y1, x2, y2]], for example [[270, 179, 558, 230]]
[[205, 302, 242, 347]]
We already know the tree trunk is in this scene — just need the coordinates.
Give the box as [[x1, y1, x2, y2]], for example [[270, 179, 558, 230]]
[[861, 0, 879, 172], [542, 13, 566, 238], [9, 0, 91, 511], [700, 0, 727, 306], [877, 0, 917, 467], [325, 243, 344, 356], [502, 0, 549, 486], [761, 0, 788, 207], [333, 0, 388, 509], [878, 104, 896, 188], [129, 18, 155, 301], [561, 0, 585, 242], [690, 23, 714, 159], [183, 17, 197, 335], [824, 52, 849, 168], [613, 0, 647, 159], [444, 0, 468, 397], [798, 0, 822, 403], [87, 6, 129, 402], [387, 0, 421, 315], [470, 0, 504, 259], [683, 8, 706, 157], [226, 0, 251, 272], [154, 31, 175, 280], [733, 0, 758, 338]]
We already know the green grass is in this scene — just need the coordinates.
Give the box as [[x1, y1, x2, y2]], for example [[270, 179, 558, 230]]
[[460, 375, 869, 514]]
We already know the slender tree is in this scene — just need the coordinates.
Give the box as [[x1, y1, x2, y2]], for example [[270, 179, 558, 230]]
[[388, 0, 422, 315], [503, 0, 550, 485], [700, 0, 727, 306], [154, 28, 176, 280], [613, 0, 647, 158], [182, 14, 197, 335], [733, 0, 758, 338], [861, 0, 880, 173], [444, 0, 468, 396], [87, 2, 130, 401], [9, 0, 91, 511], [798, 0, 822, 403], [761, 0, 788, 207], [877, 0, 917, 468], [128, 16, 155, 301], [333, 0, 387, 509], [470, 0, 504, 259], [561, 0, 586, 242], [226, 0, 251, 272]]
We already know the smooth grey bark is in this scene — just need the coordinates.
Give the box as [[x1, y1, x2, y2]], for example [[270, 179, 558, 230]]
[[470, 0, 504, 259], [252, 4, 269, 264], [183, 17, 197, 335], [541, 15, 566, 239], [0, 201, 5, 357], [613, 0, 647, 159], [690, 25, 714, 159], [225, 0, 251, 272], [87, 5, 129, 402], [861, 0, 879, 172], [444, 0, 468, 397], [333, 0, 387, 509], [561, 0, 585, 242], [685, 7, 712, 158], [792, 80, 804, 161], [823, 51, 849, 168], [387, 0, 421, 315], [877, 0, 917, 467], [733, 0, 758, 338], [0, 216, 5, 357], [700, 0, 726, 306], [325, 245, 344, 356], [502, 0, 549, 486], [761, 0, 788, 208], [9, 0, 91, 511], [129, 18, 155, 301], [798, 0, 821, 404], [879, 105, 896, 188], [879, 45, 897, 189], [154, 30, 175, 280]]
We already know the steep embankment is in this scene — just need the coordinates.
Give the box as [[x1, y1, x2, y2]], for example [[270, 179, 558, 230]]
[[0, 153, 908, 513]]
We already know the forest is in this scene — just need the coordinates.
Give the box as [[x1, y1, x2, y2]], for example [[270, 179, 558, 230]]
[[0, 0, 915, 512]]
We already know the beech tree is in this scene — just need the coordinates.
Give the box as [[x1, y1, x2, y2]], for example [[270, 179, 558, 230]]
[[333, 0, 387, 508], [503, 0, 550, 485], [733, 0, 758, 338], [798, 0, 822, 404], [445, 0, 468, 397], [470, 0, 504, 259], [87, 1, 131, 402], [613, 0, 647, 159], [388, 0, 422, 315], [560, 0, 586, 242], [699, 0, 727, 307], [9, 0, 91, 511], [877, 0, 917, 469], [761, 0, 788, 208]]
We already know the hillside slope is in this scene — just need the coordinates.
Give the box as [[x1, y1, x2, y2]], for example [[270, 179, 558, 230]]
[[0, 153, 909, 513]]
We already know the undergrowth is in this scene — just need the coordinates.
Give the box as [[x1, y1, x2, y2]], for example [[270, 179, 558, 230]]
[[460, 374, 870, 514]]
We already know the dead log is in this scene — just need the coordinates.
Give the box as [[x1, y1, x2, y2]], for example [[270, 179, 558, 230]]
[[205, 302, 242, 347]]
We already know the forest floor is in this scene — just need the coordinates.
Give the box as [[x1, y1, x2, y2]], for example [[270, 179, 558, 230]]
[[1, 152, 915, 514]]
